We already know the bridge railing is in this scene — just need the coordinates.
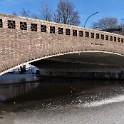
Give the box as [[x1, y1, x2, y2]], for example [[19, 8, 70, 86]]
[[0, 14, 124, 44]]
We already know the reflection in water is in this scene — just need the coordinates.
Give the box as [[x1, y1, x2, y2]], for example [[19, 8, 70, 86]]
[[0, 83, 39, 102], [0, 78, 124, 105], [0, 79, 124, 124]]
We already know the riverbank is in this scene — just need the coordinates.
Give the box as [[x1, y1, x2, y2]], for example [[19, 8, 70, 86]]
[[0, 73, 39, 85]]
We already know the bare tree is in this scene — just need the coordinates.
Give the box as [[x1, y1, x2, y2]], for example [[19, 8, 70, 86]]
[[12, 11, 17, 16], [92, 17, 118, 30], [119, 18, 124, 26], [54, 0, 80, 26], [40, 2, 53, 21], [20, 8, 30, 17], [31, 13, 40, 19]]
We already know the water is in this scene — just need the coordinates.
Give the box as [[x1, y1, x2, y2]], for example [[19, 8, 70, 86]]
[[0, 73, 38, 84], [0, 78, 124, 124]]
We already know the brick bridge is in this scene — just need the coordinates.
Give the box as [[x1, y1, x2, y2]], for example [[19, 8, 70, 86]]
[[0, 13, 124, 75]]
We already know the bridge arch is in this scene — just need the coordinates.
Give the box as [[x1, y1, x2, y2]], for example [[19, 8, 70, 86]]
[[0, 14, 124, 75], [1, 50, 124, 75]]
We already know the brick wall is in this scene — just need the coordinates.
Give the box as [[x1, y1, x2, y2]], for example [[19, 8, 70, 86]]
[[0, 14, 124, 74]]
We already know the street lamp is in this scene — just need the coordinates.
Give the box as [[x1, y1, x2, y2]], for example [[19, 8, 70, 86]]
[[84, 11, 98, 28]]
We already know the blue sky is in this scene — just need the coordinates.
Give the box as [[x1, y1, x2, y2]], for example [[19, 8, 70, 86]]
[[0, 0, 124, 28]]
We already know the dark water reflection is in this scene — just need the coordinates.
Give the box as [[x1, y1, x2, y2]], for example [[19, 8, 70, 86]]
[[0, 78, 124, 105], [1, 78, 124, 124]]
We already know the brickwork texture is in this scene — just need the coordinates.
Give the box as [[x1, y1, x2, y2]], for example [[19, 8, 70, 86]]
[[0, 14, 124, 74]]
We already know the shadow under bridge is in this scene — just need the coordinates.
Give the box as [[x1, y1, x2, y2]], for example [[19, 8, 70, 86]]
[[31, 51, 124, 79]]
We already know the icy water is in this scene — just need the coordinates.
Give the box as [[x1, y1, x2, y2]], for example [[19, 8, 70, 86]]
[[0, 78, 124, 124]]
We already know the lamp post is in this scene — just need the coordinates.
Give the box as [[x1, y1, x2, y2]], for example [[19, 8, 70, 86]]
[[84, 11, 98, 28]]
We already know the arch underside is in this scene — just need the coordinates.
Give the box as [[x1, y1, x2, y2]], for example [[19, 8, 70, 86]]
[[1, 50, 124, 75]]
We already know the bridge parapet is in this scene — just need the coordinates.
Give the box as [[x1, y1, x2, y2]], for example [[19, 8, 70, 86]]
[[0, 13, 124, 74], [0, 14, 123, 40]]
